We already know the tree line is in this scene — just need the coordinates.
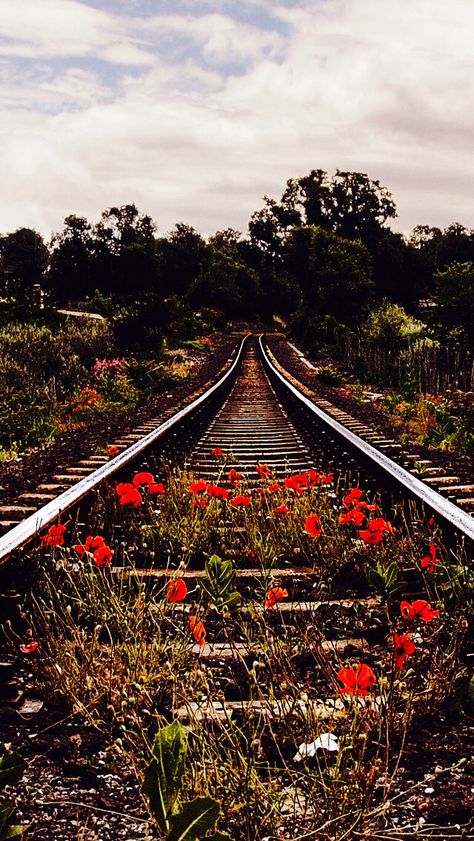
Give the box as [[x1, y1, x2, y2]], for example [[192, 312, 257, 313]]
[[1, 169, 473, 346]]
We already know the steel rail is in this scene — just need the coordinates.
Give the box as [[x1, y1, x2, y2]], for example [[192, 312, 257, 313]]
[[0, 335, 250, 565], [259, 335, 474, 542]]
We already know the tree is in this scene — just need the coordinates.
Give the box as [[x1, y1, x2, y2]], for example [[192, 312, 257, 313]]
[[157, 224, 209, 298], [49, 215, 95, 303], [285, 225, 373, 328], [94, 204, 157, 296], [189, 229, 261, 318], [432, 261, 474, 345], [0, 228, 49, 301], [249, 169, 397, 259]]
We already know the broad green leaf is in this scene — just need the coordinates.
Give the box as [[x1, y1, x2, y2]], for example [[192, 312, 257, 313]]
[[141, 721, 187, 832], [168, 796, 221, 841], [0, 754, 26, 791]]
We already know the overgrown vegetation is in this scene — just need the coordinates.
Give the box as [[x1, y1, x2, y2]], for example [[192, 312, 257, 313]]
[[10, 464, 472, 839]]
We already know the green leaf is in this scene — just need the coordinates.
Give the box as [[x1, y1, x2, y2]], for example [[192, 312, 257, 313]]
[[168, 797, 221, 841], [0, 754, 27, 791], [141, 721, 187, 833]]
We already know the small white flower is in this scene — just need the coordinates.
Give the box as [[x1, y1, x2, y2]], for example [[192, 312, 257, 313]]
[[293, 732, 340, 762]]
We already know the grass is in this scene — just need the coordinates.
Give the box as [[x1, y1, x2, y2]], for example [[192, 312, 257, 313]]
[[9, 464, 473, 839]]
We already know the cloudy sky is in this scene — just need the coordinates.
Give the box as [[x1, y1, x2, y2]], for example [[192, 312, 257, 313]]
[[0, 0, 473, 240]]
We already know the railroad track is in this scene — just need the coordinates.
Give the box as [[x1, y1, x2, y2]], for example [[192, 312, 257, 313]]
[[1, 334, 472, 839], [0, 333, 473, 567]]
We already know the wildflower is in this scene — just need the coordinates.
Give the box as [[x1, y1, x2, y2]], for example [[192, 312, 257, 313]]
[[429, 516, 435, 527], [356, 501, 379, 512], [256, 464, 271, 479], [93, 544, 113, 567], [305, 514, 322, 538], [189, 615, 206, 646], [41, 524, 67, 547], [108, 445, 120, 457], [358, 517, 393, 544], [133, 472, 155, 488], [294, 733, 339, 761], [228, 468, 242, 486], [344, 488, 364, 508], [268, 483, 281, 493], [400, 600, 439, 622], [338, 509, 366, 527], [192, 498, 207, 508], [274, 504, 289, 515], [167, 578, 188, 603], [211, 447, 224, 459], [148, 482, 165, 495], [285, 474, 305, 495], [393, 632, 416, 670], [303, 469, 321, 486], [116, 483, 142, 507], [338, 663, 376, 695], [421, 542, 439, 573], [19, 641, 39, 654], [73, 535, 105, 557], [265, 586, 288, 608], [207, 484, 229, 500], [230, 495, 251, 507], [190, 480, 207, 494], [320, 472, 334, 485]]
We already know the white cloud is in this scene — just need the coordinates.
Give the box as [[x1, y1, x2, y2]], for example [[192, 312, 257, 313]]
[[0, 0, 473, 239]]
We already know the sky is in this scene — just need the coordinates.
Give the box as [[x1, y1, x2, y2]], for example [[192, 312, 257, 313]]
[[0, 0, 473, 241]]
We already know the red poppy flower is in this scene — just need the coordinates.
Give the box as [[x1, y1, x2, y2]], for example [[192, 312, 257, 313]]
[[230, 495, 251, 507], [320, 472, 334, 485], [400, 600, 439, 622], [116, 483, 142, 507], [189, 615, 206, 646], [73, 535, 106, 557], [356, 501, 379, 513], [368, 518, 394, 535], [338, 663, 376, 695], [265, 586, 288, 608], [192, 498, 208, 508], [284, 474, 305, 494], [421, 542, 438, 573], [338, 509, 366, 527], [167, 578, 188, 603], [190, 480, 208, 494], [228, 469, 242, 486], [305, 514, 322, 538], [344, 488, 364, 508], [274, 504, 289, 515], [19, 641, 39, 654], [108, 445, 120, 457], [93, 544, 113, 567], [211, 447, 224, 459], [358, 517, 393, 544], [256, 464, 271, 479], [393, 632, 416, 670], [268, 483, 281, 493], [428, 516, 435, 527], [133, 472, 155, 488], [358, 528, 383, 544], [207, 484, 229, 500], [148, 482, 165, 495], [41, 524, 67, 547], [303, 469, 321, 486]]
